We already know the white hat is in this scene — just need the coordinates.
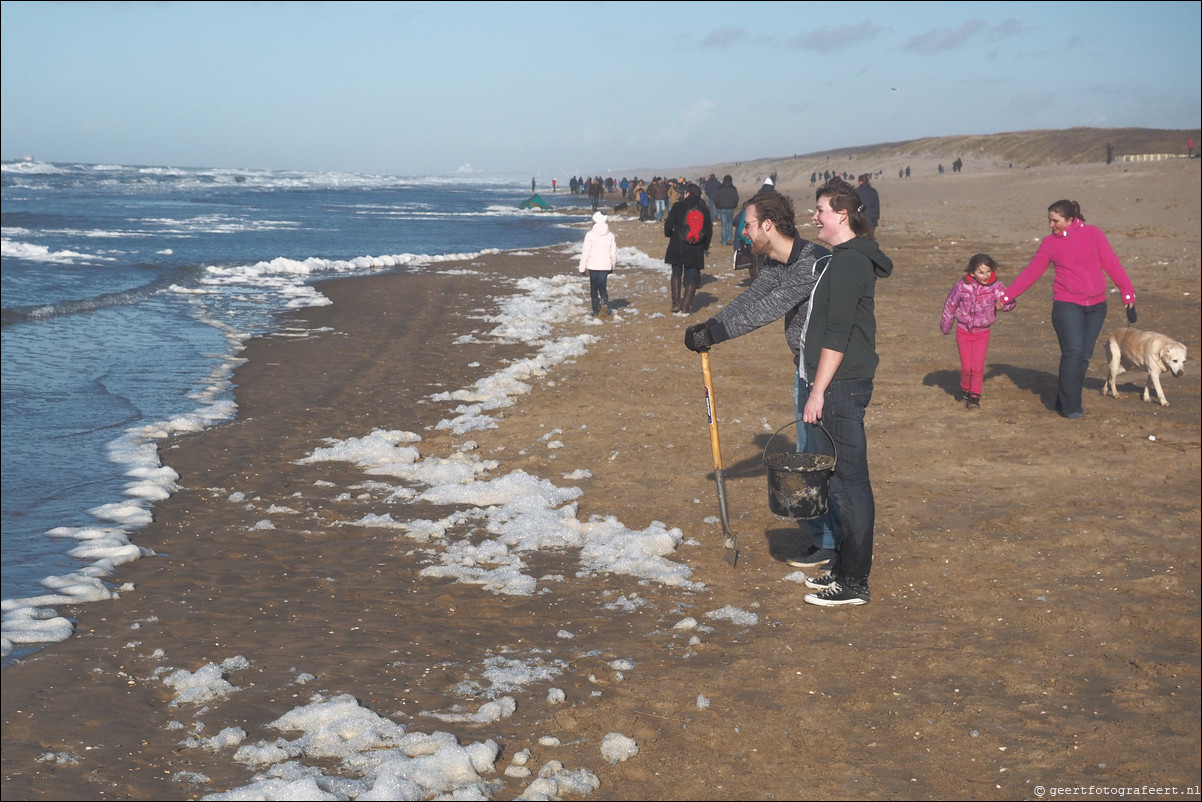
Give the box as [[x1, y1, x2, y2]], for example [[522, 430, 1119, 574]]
[[592, 211, 607, 224], [763, 177, 774, 186]]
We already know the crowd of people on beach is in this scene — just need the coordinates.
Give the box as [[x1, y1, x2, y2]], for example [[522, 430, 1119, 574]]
[[571, 166, 1140, 609]]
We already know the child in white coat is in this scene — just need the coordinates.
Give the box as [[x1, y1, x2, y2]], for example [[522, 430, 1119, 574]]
[[579, 211, 617, 316]]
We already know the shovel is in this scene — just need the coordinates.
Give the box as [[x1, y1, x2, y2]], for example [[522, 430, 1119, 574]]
[[700, 350, 740, 566]]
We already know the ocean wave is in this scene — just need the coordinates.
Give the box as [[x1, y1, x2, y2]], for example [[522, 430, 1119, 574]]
[[0, 159, 64, 175], [4, 160, 545, 193], [1, 267, 202, 324], [0, 238, 114, 264]]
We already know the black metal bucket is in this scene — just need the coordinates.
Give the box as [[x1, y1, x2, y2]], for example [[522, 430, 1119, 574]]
[[763, 419, 837, 521]]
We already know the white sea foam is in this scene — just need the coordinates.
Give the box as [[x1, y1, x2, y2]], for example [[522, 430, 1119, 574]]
[[0, 238, 113, 264]]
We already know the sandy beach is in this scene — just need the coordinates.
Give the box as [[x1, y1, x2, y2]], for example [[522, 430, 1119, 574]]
[[2, 153, 1199, 801]]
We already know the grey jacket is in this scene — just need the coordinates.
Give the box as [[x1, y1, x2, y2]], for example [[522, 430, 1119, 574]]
[[704, 235, 832, 367]]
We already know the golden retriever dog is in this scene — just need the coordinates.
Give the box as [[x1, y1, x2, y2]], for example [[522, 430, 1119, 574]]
[[1102, 327, 1188, 407]]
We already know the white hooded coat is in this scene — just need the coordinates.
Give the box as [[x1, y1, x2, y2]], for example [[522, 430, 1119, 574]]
[[579, 213, 617, 273]]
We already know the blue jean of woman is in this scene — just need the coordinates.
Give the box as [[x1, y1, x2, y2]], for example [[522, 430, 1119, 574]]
[[795, 375, 842, 552], [588, 270, 610, 315], [1051, 300, 1107, 417], [804, 377, 874, 583]]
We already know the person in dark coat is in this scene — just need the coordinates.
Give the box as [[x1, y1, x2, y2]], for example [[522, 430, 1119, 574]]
[[856, 174, 881, 230], [704, 173, 722, 217], [713, 175, 740, 246], [663, 184, 713, 314]]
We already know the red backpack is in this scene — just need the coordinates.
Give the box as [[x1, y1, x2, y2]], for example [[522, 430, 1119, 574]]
[[676, 205, 706, 244]]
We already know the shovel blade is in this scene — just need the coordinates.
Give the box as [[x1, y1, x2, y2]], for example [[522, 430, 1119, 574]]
[[723, 533, 739, 566]]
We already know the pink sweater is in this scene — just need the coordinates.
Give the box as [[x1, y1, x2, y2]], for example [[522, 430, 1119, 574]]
[[1002, 220, 1135, 307]]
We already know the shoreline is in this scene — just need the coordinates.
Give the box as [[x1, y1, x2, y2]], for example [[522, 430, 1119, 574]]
[[2, 160, 1199, 800]]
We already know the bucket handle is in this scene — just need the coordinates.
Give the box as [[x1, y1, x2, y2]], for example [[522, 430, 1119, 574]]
[[762, 419, 838, 468]]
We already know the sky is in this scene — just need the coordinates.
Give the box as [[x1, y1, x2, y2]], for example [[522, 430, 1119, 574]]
[[2, 1, 1200, 177]]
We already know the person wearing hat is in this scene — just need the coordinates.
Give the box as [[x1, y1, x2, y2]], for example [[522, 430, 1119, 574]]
[[663, 183, 713, 314], [578, 211, 618, 316]]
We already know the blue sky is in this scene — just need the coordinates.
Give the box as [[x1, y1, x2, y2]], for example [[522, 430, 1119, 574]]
[[2, 1, 1199, 177]]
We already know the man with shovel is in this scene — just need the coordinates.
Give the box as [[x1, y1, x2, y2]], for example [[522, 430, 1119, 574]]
[[683, 190, 842, 570]]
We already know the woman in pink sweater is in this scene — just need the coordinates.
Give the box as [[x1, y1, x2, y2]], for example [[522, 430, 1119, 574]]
[[999, 200, 1136, 418]]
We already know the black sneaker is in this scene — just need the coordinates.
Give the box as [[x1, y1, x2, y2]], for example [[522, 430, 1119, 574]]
[[803, 571, 836, 590], [804, 578, 870, 606], [785, 545, 836, 570]]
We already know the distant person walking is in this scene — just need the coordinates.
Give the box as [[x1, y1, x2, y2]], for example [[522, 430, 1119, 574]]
[[650, 178, 669, 221], [588, 177, 603, 211], [713, 175, 740, 246], [579, 211, 617, 317], [637, 182, 651, 221], [855, 174, 881, 230], [705, 173, 721, 218], [999, 199, 1136, 418]]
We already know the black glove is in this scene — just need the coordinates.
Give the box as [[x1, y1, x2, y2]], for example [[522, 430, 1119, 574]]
[[684, 323, 713, 352], [1126, 305, 1137, 324]]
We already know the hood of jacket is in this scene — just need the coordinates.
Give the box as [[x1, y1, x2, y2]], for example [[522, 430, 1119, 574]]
[[591, 221, 610, 236], [964, 271, 998, 287], [835, 237, 893, 278], [1055, 218, 1087, 239]]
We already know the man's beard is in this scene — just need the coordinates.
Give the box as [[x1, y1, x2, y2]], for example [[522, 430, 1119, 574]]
[[749, 231, 772, 255]]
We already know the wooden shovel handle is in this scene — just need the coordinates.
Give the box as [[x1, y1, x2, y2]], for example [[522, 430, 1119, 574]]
[[701, 350, 724, 472]]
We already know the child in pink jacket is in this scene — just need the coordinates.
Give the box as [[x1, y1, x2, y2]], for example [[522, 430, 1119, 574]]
[[941, 253, 1016, 409]]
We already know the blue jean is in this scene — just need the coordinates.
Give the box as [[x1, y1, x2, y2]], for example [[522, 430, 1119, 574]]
[[655, 199, 667, 220], [803, 377, 874, 583], [588, 270, 610, 314], [718, 209, 734, 245], [794, 375, 842, 550], [1051, 301, 1107, 416]]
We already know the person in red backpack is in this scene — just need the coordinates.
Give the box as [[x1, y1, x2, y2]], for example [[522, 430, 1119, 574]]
[[663, 183, 712, 314], [940, 253, 1016, 409]]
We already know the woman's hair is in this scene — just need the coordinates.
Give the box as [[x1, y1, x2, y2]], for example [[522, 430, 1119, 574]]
[[966, 253, 997, 274], [745, 191, 796, 238], [816, 178, 873, 238], [1048, 199, 1085, 222]]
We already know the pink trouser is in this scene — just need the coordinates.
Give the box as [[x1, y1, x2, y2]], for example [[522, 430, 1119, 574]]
[[956, 327, 991, 396]]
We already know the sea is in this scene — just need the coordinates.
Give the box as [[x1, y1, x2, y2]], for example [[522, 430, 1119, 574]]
[[0, 160, 594, 665]]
